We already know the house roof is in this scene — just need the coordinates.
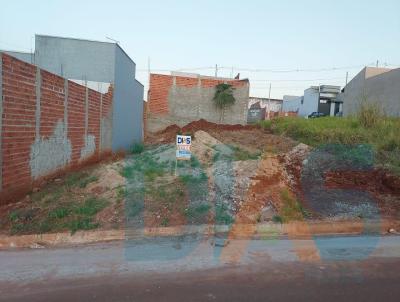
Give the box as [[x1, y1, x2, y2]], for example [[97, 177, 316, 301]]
[[249, 102, 262, 109]]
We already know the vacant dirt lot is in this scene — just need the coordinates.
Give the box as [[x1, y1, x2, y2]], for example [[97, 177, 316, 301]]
[[1, 119, 399, 236]]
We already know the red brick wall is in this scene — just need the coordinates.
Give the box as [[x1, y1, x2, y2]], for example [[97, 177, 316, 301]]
[[148, 73, 248, 115], [40, 70, 65, 138], [0, 53, 113, 204], [67, 81, 86, 164], [1, 54, 36, 195], [148, 74, 173, 114]]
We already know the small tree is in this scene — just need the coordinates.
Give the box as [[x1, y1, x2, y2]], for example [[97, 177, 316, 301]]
[[213, 83, 236, 122]]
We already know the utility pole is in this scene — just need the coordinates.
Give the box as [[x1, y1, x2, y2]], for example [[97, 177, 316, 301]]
[[345, 71, 348, 87], [267, 83, 272, 120], [147, 57, 151, 81], [215, 64, 218, 78]]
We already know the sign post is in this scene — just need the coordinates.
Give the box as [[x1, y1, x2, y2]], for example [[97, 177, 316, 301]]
[[176, 135, 192, 160], [175, 135, 192, 175]]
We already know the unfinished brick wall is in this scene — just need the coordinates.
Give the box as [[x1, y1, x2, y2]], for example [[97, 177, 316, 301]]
[[0, 53, 113, 204], [148, 74, 173, 115], [147, 74, 249, 132]]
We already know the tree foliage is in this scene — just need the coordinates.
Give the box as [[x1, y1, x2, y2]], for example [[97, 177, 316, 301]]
[[213, 83, 236, 122]]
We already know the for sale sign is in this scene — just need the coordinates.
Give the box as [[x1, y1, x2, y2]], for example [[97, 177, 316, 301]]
[[176, 135, 191, 160]]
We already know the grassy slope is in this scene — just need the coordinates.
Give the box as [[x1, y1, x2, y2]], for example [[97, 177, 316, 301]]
[[260, 116, 400, 174], [5, 171, 108, 235]]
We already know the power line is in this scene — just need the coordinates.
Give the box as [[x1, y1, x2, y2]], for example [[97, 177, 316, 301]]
[[219, 64, 374, 73], [136, 62, 381, 74], [250, 76, 349, 82], [252, 86, 314, 89]]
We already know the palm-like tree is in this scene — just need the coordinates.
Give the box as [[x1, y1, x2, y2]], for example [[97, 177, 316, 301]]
[[213, 83, 236, 122]]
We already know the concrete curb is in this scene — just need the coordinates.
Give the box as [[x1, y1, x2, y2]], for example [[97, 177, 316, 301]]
[[0, 219, 399, 250]]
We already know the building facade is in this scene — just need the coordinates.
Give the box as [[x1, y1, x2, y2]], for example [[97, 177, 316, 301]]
[[339, 67, 400, 117], [247, 97, 282, 123], [247, 102, 266, 123], [282, 95, 302, 113], [283, 85, 342, 117]]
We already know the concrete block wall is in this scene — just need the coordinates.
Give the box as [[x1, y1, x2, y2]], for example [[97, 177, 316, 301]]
[[0, 53, 113, 204], [147, 74, 249, 132]]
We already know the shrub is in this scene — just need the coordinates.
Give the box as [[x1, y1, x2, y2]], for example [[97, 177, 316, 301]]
[[357, 99, 383, 128], [131, 143, 145, 154], [279, 189, 307, 222], [259, 120, 272, 130]]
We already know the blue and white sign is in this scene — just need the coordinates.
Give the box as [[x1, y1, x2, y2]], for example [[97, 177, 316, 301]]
[[176, 135, 191, 160]]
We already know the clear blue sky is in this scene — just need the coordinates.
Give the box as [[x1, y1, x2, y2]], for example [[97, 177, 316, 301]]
[[1, 0, 399, 99]]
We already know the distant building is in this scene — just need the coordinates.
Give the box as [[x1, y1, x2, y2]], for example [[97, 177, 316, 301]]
[[282, 95, 302, 113], [247, 97, 282, 123], [283, 85, 342, 117], [339, 67, 400, 117], [2, 34, 144, 150], [247, 101, 266, 123]]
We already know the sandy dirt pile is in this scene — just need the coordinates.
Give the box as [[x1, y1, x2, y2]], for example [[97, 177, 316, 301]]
[[191, 130, 221, 165]]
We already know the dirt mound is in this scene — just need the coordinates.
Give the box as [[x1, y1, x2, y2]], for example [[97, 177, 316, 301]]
[[191, 130, 221, 164], [145, 119, 259, 144], [181, 119, 258, 133]]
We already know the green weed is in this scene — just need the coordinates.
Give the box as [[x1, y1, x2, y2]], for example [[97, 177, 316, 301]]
[[215, 203, 234, 225], [131, 143, 145, 154], [190, 156, 200, 167], [212, 151, 221, 162], [48, 207, 71, 219], [230, 145, 260, 161], [272, 215, 283, 224], [68, 217, 99, 234], [279, 189, 307, 222], [116, 186, 127, 200], [73, 197, 108, 216], [65, 172, 88, 187], [78, 175, 99, 188], [185, 203, 211, 220], [161, 217, 169, 227]]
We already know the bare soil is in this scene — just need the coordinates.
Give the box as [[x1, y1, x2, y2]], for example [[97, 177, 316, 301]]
[[2, 120, 400, 236]]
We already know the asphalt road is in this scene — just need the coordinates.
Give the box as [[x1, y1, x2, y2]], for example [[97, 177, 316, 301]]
[[1, 235, 400, 301]]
